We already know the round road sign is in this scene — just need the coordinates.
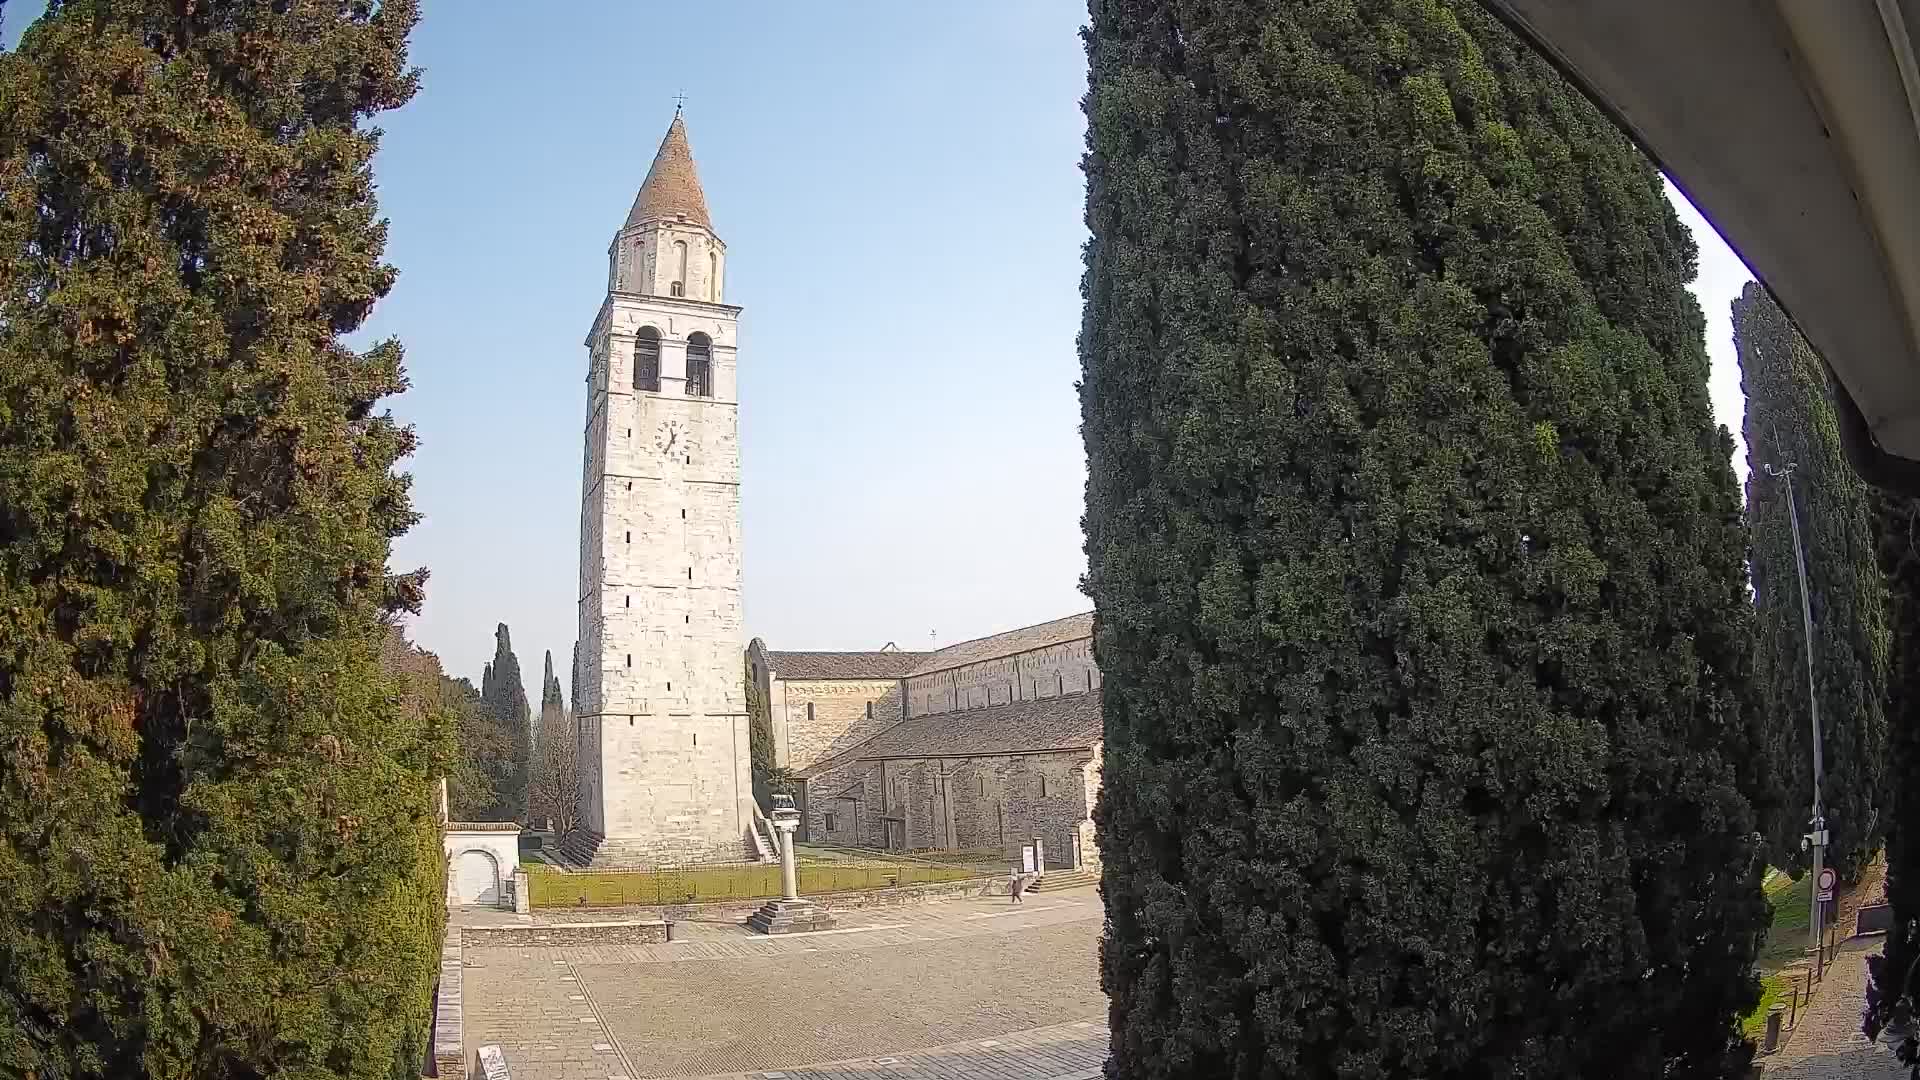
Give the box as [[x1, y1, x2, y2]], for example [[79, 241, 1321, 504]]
[[1819, 867, 1837, 892]]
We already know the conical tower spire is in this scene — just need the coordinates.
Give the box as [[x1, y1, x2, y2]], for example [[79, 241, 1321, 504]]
[[625, 113, 712, 231]]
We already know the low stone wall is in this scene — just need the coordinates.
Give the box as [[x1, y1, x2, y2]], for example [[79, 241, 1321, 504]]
[[460, 919, 669, 947], [431, 928, 464, 1079]]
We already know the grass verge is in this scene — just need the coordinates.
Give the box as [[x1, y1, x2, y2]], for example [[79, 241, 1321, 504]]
[[527, 859, 983, 908]]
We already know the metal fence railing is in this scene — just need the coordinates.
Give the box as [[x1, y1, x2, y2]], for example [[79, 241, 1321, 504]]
[[795, 841, 1010, 872], [526, 859, 985, 909]]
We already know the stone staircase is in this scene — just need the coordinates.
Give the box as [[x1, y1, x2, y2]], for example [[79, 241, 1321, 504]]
[[1029, 867, 1098, 893], [746, 802, 779, 864], [555, 829, 604, 869]]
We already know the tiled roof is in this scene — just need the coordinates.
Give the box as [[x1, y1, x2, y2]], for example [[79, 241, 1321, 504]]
[[908, 612, 1094, 676], [834, 691, 1101, 762], [767, 650, 928, 681], [625, 114, 712, 231]]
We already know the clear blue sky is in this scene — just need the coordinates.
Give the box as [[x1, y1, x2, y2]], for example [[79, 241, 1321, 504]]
[[6, 2, 1754, 688]]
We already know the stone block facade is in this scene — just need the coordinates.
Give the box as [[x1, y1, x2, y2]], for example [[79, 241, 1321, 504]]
[[767, 613, 1106, 869], [812, 750, 1099, 870], [573, 116, 752, 867], [904, 621, 1098, 719], [774, 678, 905, 773]]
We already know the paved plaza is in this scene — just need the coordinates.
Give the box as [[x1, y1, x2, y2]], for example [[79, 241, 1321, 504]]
[[460, 890, 1109, 1079]]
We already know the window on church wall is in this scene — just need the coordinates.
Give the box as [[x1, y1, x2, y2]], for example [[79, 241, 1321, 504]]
[[634, 326, 661, 392], [671, 239, 688, 296], [686, 333, 713, 397], [708, 251, 718, 300]]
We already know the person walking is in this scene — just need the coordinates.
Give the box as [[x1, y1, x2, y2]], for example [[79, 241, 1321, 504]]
[[1009, 867, 1026, 904]]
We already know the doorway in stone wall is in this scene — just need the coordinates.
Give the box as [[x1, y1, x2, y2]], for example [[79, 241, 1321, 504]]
[[1044, 829, 1077, 870]]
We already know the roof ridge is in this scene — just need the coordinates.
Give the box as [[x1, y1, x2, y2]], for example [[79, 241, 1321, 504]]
[[925, 611, 1094, 657]]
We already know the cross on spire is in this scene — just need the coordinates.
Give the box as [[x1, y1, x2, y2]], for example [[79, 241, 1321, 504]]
[[673, 90, 688, 113]]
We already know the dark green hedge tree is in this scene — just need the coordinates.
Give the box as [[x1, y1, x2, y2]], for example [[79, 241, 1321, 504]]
[[0, 1, 441, 1077], [479, 621, 531, 820], [1867, 490, 1920, 1071], [1080, 1, 1771, 1076], [1736, 283, 1889, 881]]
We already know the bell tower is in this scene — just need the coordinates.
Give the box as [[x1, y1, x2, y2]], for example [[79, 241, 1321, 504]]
[[570, 112, 751, 866]]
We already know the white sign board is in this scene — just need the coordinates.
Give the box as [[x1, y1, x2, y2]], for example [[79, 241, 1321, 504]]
[[475, 1044, 512, 1080], [1816, 867, 1837, 903], [1021, 846, 1036, 874]]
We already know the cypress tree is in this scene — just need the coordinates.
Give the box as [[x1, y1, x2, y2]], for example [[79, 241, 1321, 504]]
[[1080, 2, 1768, 1076], [0, 2, 440, 1076], [480, 622, 531, 820], [1867, 491, 1920, 1068], [541, 648, 564, 717], [1736, 283, 1890, 881]]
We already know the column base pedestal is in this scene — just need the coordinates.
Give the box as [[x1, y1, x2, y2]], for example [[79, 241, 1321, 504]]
[[747, 897, 836, 935]]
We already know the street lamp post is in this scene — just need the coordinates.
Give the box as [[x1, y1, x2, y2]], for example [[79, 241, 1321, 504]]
[[1764, 460, 1828, 975]]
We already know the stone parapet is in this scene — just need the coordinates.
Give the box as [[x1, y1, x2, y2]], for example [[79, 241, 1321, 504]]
[[431, 927, 464, 1079], [460, 919, 670, 948]]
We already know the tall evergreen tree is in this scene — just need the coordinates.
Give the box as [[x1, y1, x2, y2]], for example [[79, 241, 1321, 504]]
[[541, 649, 564, 722], [480, 622, 531, 819], [528, 649, 577, 835], [0, 2, 440, 1076], [1737, 283, 1890, 881], [1080, 2, 1769, 1076], [1868, 491, 1920, 1071], [442, 672, 503, 822]]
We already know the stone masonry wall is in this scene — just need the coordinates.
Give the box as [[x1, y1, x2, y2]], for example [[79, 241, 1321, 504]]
[[578, 252, 749, 863], [905, 637, 1100, 719], [778, 678, 905, 773], [802, 753, 871, 846], [812, 750, 1098, 866]]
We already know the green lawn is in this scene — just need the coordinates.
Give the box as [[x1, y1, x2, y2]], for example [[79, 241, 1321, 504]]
[[526, 858, 984, 908], [1742, 869, 1813, 1036], [1756, 869, 1812, 970]]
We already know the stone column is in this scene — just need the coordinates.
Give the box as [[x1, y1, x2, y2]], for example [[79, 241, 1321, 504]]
[[748, 795, 834, 934], [776, 810, 799, 901]]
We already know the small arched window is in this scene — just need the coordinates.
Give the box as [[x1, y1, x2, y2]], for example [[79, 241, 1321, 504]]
[[708, 251, 718, 300], [671, 240, 688, 297], [686, 332, 713, 398], [634, 326, 661, 392]]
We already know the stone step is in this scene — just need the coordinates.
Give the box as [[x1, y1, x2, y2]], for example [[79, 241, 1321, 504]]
[[746, 897, 837, 935], [1029, 870, 1097, 893]]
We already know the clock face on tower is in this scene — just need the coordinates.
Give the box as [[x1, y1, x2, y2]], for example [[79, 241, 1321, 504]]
[[653, 420, 686, 458]]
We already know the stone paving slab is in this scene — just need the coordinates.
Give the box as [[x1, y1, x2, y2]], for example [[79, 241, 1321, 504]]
[[677, 1020, 1108, 1080], [1761, 937, 1903, 1079], [1759, 937, 1905, 1079], [463, 894, 1105, 1080]]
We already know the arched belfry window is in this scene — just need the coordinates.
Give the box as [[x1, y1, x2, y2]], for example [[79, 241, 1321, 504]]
[[634, 327, 661, 392], [671, 240, 688, 297], [708, 251, 718, 301], [686, 332, 713, 398]]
